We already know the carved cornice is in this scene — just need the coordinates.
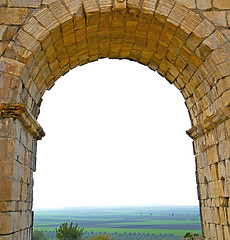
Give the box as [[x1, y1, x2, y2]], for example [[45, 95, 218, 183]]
[[186, 105, 230, 140], [0, 103, 45, 140], [186, 125, 204, 139]]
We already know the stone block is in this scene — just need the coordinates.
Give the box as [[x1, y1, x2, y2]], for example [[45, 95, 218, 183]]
[[0, 179, 20, 201], [0, 138, 20, 161], [221, 29, 230, 42], [225, 159, 230, 178], [0, 0, 6, 6], [0, 161, 30, 185], [0, 42, 8, 56], [216, 180, 225, 197], [197, 0, 212, 10], [216, 224, 224, 239], [141, 0, 158, 15], [219, 207, 228, 225], [206, 207, 214, 223], [0, 72, 21, 93], [0, 57, 25, 76], [228, 12, 230, 27], [224, 225, 230, 239], [203, 30, 227, 51], [217, 122, 227, 142], [218, 140, 230, 161], [214, 207, 220, 224], [8, 0, 41, 8], [207, 145, 219, 165], [187, 19, 215, 51], [168, 3, 189, 26], [4, 26, 18, 42], [0, 201, 27, 212], [218, 77, 230, 97], [200, 183, 208, 199], [196, 152, 207, 169], [181, 11, 202, 36], [175, 55, 187, 72], [64, 0, 84, 16], [213, 0, 230, 9], [34, 7, 61, 42], [0, 118, 20, 139], [0, 161, 15, 180], [204, 166, 212, 182], [222, 89, 230, 107], [0, 7, 29, 25], [218, 161, 226, 179], [204, 11, 228, 28], [49, 0, 72, 24], [209, 223, 217, 239], [211, 164, 218, 181], [48, 59, 60, 76], [196, 31, 226, 61], [0, 25, 7, 41], [0, 212, 14, 234], [155, 0, 175, 23], [176, 0, 196, 9], [217, 61, 230, 79], [0, 211, 32, 234], [113, 0, 126, 10], [42, 0, 56, 4], [225, 178, 230, 196], [23, 17, 50, 45]]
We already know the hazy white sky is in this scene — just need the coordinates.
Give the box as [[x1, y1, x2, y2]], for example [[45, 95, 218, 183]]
[[33, 59, 199, 209]]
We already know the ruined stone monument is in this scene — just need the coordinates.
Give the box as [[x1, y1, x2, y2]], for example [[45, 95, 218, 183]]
[[0, 0, 230, 239]]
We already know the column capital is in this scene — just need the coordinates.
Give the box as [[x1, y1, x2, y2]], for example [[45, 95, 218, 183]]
[[0, 103, 45, 140], [186, 105, 230, 140]]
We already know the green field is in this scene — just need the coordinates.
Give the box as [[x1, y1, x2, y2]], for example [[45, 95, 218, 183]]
[[34, 206, 202, 239]]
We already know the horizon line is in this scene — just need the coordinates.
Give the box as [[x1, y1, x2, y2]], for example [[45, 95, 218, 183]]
[[33, 204, 200, 211]]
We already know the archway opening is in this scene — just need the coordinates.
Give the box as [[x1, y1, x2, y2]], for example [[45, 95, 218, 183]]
[[33, 59, 198, 209]]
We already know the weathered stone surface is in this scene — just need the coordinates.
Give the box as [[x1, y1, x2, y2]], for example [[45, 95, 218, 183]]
[[0, 42, 8, 55], [204, 11, 228, 28], [176, 0, 195, 9], [228, 12, 230, 27], [0, 57, 25, 76], [197, 0, 212, 10], [187, 19, 215, 51], [213, 0, 230, 9], [0, 0, 6, 6], [0, 25, 7, 41], [8, 0, 42, 8], [141, 0, 158, 14], [1, 0, 230, 239], [0, 7, 29, 25], [42, 0, 56, 5]]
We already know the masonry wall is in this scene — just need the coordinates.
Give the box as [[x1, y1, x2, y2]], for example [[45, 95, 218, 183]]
[[0, 0, 230, 239]]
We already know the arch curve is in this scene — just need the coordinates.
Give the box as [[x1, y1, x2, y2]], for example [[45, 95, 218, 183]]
[[6, 0, 229, 125], [0, 0, 230, 239]]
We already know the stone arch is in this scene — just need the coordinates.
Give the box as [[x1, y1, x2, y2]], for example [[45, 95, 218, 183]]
[[0, 0, 230, 239]]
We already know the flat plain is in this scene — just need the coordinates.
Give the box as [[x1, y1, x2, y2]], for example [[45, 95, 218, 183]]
[[33, 206, 202, 239]]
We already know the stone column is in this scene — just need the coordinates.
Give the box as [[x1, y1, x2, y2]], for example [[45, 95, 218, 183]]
[[0, 104, 45, 239], [187, 105, 230, 239]]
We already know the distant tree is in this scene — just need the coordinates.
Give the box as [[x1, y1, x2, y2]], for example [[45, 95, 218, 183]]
[[33, 230, 47, 240], [55, 222, 84, 240], [183, 232, 193, 239], [88, 235, 115, 240]]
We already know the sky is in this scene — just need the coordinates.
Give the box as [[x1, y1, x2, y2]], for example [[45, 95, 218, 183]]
[[33, 58, 199, 209]]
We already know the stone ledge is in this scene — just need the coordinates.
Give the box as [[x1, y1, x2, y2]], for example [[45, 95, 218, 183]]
[[0, 103, 45, 140], [186, 124, 204, 139], [187, 105, 230, 139]]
